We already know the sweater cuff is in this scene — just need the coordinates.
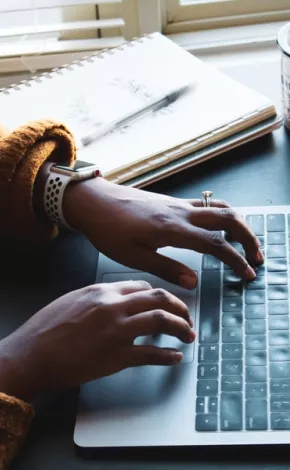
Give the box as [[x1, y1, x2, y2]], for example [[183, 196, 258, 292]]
[[0, 393, 34, 437], [0, 393, 34, 470], [0, 119, 76, 243]]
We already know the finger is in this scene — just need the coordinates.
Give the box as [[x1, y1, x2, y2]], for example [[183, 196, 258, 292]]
[[189, 207, 263, 265], [170, 226, 256, 280], [123, 288, 192, 326], [103, 280, 153, 296], [123, 309, 195, 344], [129, 248, 198, 291], [127, 345, 183, 367], [188, 199, 230, 208]]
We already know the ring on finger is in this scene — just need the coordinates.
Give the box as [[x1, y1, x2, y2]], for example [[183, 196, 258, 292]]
[[202, 190, 213, 208]]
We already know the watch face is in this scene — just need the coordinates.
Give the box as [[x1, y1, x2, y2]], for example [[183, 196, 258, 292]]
[[54, 161, 98, 173]]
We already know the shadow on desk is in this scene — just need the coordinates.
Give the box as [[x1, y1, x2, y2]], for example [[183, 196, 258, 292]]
[[77, 444, 290, 464]]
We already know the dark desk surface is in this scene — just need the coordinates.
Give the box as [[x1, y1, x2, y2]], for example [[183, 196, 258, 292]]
[[3, 126, 290, 469]]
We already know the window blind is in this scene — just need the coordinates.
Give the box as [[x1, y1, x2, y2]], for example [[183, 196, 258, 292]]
[[0, 0, 125, 59]]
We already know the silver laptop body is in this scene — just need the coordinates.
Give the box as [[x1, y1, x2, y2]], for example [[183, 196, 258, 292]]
[[74, 206, 290, 448]]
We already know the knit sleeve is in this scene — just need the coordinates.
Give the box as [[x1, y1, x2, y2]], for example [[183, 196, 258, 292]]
[[0, 119, 76, 243], [0, 393, 34, 470]]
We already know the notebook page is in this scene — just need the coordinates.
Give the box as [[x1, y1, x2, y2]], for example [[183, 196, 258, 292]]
[[0, 33, 274, 176]]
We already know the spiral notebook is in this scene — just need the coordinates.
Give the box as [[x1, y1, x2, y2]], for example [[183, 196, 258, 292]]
[[0, 33, 280, 187]]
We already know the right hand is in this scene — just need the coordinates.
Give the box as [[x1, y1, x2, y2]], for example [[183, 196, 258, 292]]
[[0, 281, 194, 401]]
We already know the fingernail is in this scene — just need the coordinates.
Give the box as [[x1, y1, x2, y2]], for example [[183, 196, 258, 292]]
[[179, 274, 197, 290], [244, 264, 256, 280], [189, 317, 194, 328], [186, 330, 196, 343], [172, 352, 183, 364], [256, 248, 264, 264]]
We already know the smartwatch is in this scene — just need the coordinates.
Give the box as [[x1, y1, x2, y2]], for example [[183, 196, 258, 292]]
[[44, 160, 101, 230]]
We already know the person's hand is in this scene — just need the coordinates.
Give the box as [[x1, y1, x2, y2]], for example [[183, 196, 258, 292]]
[[63, 177, 263, 289], [0, 281, 194, 401]]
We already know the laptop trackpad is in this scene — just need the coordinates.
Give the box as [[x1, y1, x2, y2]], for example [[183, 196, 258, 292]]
[[102, 272, 197, 364]]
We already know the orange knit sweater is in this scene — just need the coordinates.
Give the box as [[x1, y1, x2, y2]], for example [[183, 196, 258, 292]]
[[0, 120, 76, 468]]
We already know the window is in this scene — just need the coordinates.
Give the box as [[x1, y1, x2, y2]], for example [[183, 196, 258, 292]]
[[164, 0, 290, 33], [0, 0, 163, 73], [0, 1, 127, 60], [1, 0, 289, 74]]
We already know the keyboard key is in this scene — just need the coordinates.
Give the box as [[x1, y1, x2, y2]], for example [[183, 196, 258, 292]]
[[246, 215, 264, 236], [202, 255, 221, 270], [267, 258, 287, 271], [223, 284, 243, 298], [256, 263, 265, 274], [222, 376, 243, 392], [268, 232, 286, 245], [222, 327, 243, 343], [199, 345, 219, 363], [220, 393, 243, 431], [267, 245, 286, 258], [267, 272, 288, 285], [268, 301, 289, 315], [257, 235, 265, 247], [196, 414, 217, 432], [245, 319, 266, 335], [270, 362, 290, 379], [246, 350, 266, 366], [270, 346, 290, 362], [197, 380, 218, 396], [245, 304, 266, 319], [269, 330, 290, 346], [245, 276, 265, 290], [198, 363, 219, 379], [245, 290, 265, 305], [222, 313, 243, 328], [229, 242, 245, 257], [246, 335, 266, 350], [209, 397, 218, 413], [199, 271, 221, 343], [269, 315, 289, 330], [246, 383, 267, 398], [267, 214, 285, 232], [223, 271, 243, 284], [222, 360, 242, 376], [222, 344, 243, 359], [271, 396, 290, 412], [246, 399, 268, 430], [270, 379, 290, 395], [246, 366, 267, 382], [195, 397, 205, 413], [271, 413, 290, 430], [268, 286, 288, 301], [196, 397, 205, 413], [222, 298, 243, 312]]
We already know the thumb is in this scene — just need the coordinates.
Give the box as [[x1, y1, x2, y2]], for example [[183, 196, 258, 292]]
[[133, 248, 197, 290]]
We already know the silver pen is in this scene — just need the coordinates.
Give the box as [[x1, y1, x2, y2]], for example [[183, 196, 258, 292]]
[[81, 84, 192, 147]]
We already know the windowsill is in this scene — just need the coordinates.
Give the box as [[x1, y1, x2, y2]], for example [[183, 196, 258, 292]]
[[167, 20, 286, 54]]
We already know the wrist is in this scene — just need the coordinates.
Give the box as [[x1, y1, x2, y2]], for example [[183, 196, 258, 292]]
[[62, 176, 108, 231]]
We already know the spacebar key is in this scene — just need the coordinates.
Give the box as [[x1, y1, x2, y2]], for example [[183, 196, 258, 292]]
[[199, 270, 221, 343]]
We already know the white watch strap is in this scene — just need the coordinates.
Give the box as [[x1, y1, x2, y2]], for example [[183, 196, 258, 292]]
[[44, 172, 75, 231]]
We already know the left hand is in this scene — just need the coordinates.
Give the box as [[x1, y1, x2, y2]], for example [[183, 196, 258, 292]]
[[63, 177, 263, 289]]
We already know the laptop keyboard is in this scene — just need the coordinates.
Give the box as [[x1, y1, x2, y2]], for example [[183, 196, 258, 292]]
[[196, 213, 290, 432]]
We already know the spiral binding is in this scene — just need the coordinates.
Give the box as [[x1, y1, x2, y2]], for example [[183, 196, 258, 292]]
[[0, 33, 156, 97]]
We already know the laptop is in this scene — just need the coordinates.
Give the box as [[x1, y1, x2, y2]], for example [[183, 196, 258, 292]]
[[74, 206, 290, 448]]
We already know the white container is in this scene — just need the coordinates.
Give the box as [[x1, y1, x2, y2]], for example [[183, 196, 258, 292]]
[[277, 22, 290, 130]]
